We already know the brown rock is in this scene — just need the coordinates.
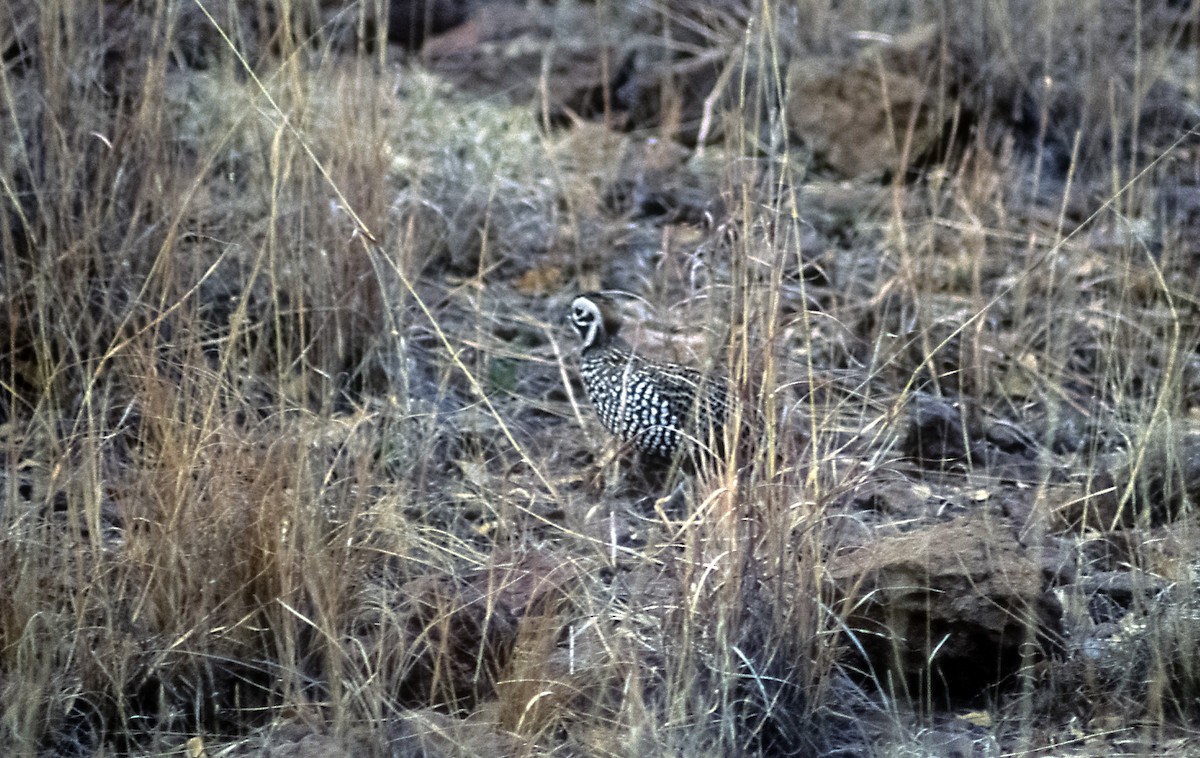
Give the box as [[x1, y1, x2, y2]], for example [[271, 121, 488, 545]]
[[387, 0, 473, 50], [422, 3, 612, 123], [827, 508, 1062, 701], [785, 25, 956, 179]]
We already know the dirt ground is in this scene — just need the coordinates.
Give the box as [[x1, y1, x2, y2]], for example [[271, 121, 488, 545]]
[[3, 1, 1200, 756]]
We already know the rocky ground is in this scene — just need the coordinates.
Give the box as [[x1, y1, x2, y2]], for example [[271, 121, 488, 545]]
[[3, 1, 1200, 756]]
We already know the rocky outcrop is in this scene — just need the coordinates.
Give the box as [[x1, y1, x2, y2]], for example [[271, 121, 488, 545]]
[[827, 508, 1063, 702], [785, 26, 956, 179]]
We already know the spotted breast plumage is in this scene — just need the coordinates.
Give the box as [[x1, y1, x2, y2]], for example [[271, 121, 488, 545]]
[[569, 294, 728, 459]]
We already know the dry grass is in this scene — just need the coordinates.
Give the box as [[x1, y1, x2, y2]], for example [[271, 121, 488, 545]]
[[2, 0, 1200, 755]]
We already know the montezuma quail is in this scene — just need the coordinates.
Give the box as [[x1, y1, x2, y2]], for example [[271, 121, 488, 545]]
[[569, 294, 729, 459]]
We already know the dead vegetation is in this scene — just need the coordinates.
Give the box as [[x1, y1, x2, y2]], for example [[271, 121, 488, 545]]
[[2, 0, 1200, 755]]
